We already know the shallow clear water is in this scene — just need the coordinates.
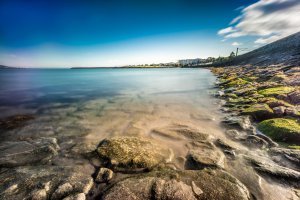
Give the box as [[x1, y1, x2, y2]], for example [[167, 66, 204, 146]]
[[0, 68, 296, 199], [0, 68, 216, 117]]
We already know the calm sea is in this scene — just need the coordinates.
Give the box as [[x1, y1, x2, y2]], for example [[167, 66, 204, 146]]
[[0, 68, 216, 117]]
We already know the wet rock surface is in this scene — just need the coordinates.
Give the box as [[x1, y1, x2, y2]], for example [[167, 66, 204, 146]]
[[245, 155, 300, 184], [186, 141, 225, 169], [0, 165, 94, 200], [211, 65, 300, 199], [151, 124, 210, 141], [99, 169, 250, 200], [0, 137, 60, 167], [97, 136, 173, 172], [0, 114, 34, 130]]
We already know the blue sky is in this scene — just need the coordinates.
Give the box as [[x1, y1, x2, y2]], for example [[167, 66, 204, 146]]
[[0, 0, 299, 67]]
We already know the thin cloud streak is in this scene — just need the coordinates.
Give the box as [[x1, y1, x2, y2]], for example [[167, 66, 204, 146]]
[[218, 0, 300, 44]]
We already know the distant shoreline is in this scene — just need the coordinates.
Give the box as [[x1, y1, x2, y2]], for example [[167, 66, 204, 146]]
[[71, 66, 180, 69]]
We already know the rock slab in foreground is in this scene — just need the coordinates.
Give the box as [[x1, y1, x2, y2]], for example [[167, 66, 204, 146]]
[[100, 169, 250, 200]]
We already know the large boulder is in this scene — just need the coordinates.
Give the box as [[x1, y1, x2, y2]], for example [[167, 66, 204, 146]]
[[100, 169, 250, 200], [0, 137, 59, 167], [257, 118, 300, 145], [97, 136, 172, 172]]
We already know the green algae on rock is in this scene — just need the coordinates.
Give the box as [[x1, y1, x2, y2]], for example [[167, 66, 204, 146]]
[[257, 118, 300, 145], [242, 104, 274, 121], [258, 86, 295, 97], [97, 136, 172, 171], [224, 78, 248, 88]]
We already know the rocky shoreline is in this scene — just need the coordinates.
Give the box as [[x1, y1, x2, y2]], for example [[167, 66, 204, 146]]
[[210, 65, 300, 196], [0, 66, 300, 200], [211, 65, 300, 148]]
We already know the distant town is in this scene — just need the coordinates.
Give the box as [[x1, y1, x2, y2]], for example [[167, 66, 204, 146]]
[[124, 51, 237, 68]]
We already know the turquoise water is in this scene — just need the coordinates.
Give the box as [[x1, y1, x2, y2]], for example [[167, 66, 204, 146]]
[[0, 68, 216, 117]]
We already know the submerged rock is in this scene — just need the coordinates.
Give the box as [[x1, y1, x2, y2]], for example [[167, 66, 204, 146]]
[[244, 135, 268, 149], [186, 141, 225, 169], [0, 137, 59, 167], [0, 165, 94, 200], [225, 129, 240, 139], [269, 147, 300, 168], [97, 136, 172, 172], [215, 138, 236, 150], [222, 116, 252, 131], [0, 114, 34, 130], [151, 124, 210, 141], [100, 169, 250, 200]]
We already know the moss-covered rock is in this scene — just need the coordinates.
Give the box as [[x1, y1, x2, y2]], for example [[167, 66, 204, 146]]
[[224, 93, 238, 99], [225, 78, 248, 88], [233, 87, 256, 96], [242, 104, 274, 121], [228, 97, 257, 105], [258, 86, 295, 97], [97, 136, 172, 171], [257, 118, 300, 145]]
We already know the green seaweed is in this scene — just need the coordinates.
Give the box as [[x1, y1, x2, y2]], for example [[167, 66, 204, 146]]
[[225, 78, 248, 88], [258, 86, 294, 96], [257, 118, 300, 145]]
